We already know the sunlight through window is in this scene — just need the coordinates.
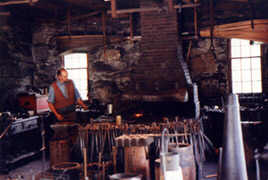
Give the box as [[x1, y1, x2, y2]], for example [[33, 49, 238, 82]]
[[64, 53, 88, 100]]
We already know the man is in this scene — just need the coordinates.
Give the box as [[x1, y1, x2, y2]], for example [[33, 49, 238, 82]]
[[48, 68, 88, 122]]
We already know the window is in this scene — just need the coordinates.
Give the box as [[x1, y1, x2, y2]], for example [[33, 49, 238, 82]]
[[64, 53, 88, 100], [231, 39, 262, 94]]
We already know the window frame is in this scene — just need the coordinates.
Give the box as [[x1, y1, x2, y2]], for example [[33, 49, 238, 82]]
[[62, 53, 89, 100], [228, 39, 263, 95]]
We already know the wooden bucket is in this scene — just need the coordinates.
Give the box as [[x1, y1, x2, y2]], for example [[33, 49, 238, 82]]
[[168, 143, 196, 180], [49, 139, 70, 167], [124, 146, 150, 180]]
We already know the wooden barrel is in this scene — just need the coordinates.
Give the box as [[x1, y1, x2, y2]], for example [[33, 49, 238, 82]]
[[168, 144, 196, 180], [124, 146, 150, 180], [49, 139, 70, 167]]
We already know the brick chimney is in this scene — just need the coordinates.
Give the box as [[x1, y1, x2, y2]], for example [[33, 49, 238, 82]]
[[133, 0, 186, 94]]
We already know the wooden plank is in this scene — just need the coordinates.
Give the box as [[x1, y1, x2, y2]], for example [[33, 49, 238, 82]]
[[111, 0, 117, 18], [64, 11, 101, 22], [56, 35, 104, 52], [0, 0, 38, 6], [56, 35, 104, 40], [200, 19, 268, 42], [0, 12, 10, 16], [107, 3, 200, 15]]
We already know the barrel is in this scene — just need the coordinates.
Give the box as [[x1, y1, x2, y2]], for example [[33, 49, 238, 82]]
[[168, 143, 196, 180], [49, 139, 70, 167], [52, 162, 80, 180], [109, 173, 142, 180], [124, 146, 150, 180]]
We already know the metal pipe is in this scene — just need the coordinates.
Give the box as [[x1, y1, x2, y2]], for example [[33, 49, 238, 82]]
[[254, 149, 261, 180]]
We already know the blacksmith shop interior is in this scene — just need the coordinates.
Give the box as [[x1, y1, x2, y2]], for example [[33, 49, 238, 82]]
[[1, 0, 268, 180]]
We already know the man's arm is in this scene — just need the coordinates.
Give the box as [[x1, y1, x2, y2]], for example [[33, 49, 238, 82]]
[[48, 102, 64, 121], [71, 80, 88, 110], [77, 98, 88, 110]]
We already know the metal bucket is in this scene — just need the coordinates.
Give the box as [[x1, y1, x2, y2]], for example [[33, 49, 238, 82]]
[[155, 151, 183, 180], [168, 143, 196, 180], [109, 173, 143, 180]]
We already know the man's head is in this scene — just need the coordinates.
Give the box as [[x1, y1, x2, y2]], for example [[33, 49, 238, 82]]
[[56, 68, 68, 83]]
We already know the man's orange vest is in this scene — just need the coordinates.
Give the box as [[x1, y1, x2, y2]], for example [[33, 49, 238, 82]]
[[52, 80, 75, 111]]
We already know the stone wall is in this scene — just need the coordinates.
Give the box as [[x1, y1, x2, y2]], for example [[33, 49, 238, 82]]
[[188, 38, 229, 104], [0, 15, 34, 111], [31, 16, 141, 105], [2, 2, 268, 111], [31, 6, 187, 105]]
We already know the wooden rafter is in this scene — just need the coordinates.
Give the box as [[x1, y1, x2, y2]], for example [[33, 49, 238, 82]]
[[107, 2, 200, 15], [129, 13, 133, 39], [194, 0, 198, 37], [200, 19, 268, 43], [111, 0, 117, 18], [168, 0, 174, 13], [0, 0, 38, 6]]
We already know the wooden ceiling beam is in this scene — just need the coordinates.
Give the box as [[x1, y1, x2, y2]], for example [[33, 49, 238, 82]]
[[62, 11, 101, 23], [107, 3, 200, 15], [0, 0, 38, 6]]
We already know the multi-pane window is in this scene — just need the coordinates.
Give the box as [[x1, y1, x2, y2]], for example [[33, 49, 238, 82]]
[[64, 53, 88, 100], [231, 39, 262, 93]]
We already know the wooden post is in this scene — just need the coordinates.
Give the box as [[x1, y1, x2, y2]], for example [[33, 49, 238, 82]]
[[83, 147, 88, 179], [194, 0, 198, 38], [111, 0, 117, 18], [129, 13, 133, 40], [98, 152, 102, 180], [112, 146, 117, 173], [168, 0, 174, 13], [102, 11, 107, 57]]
